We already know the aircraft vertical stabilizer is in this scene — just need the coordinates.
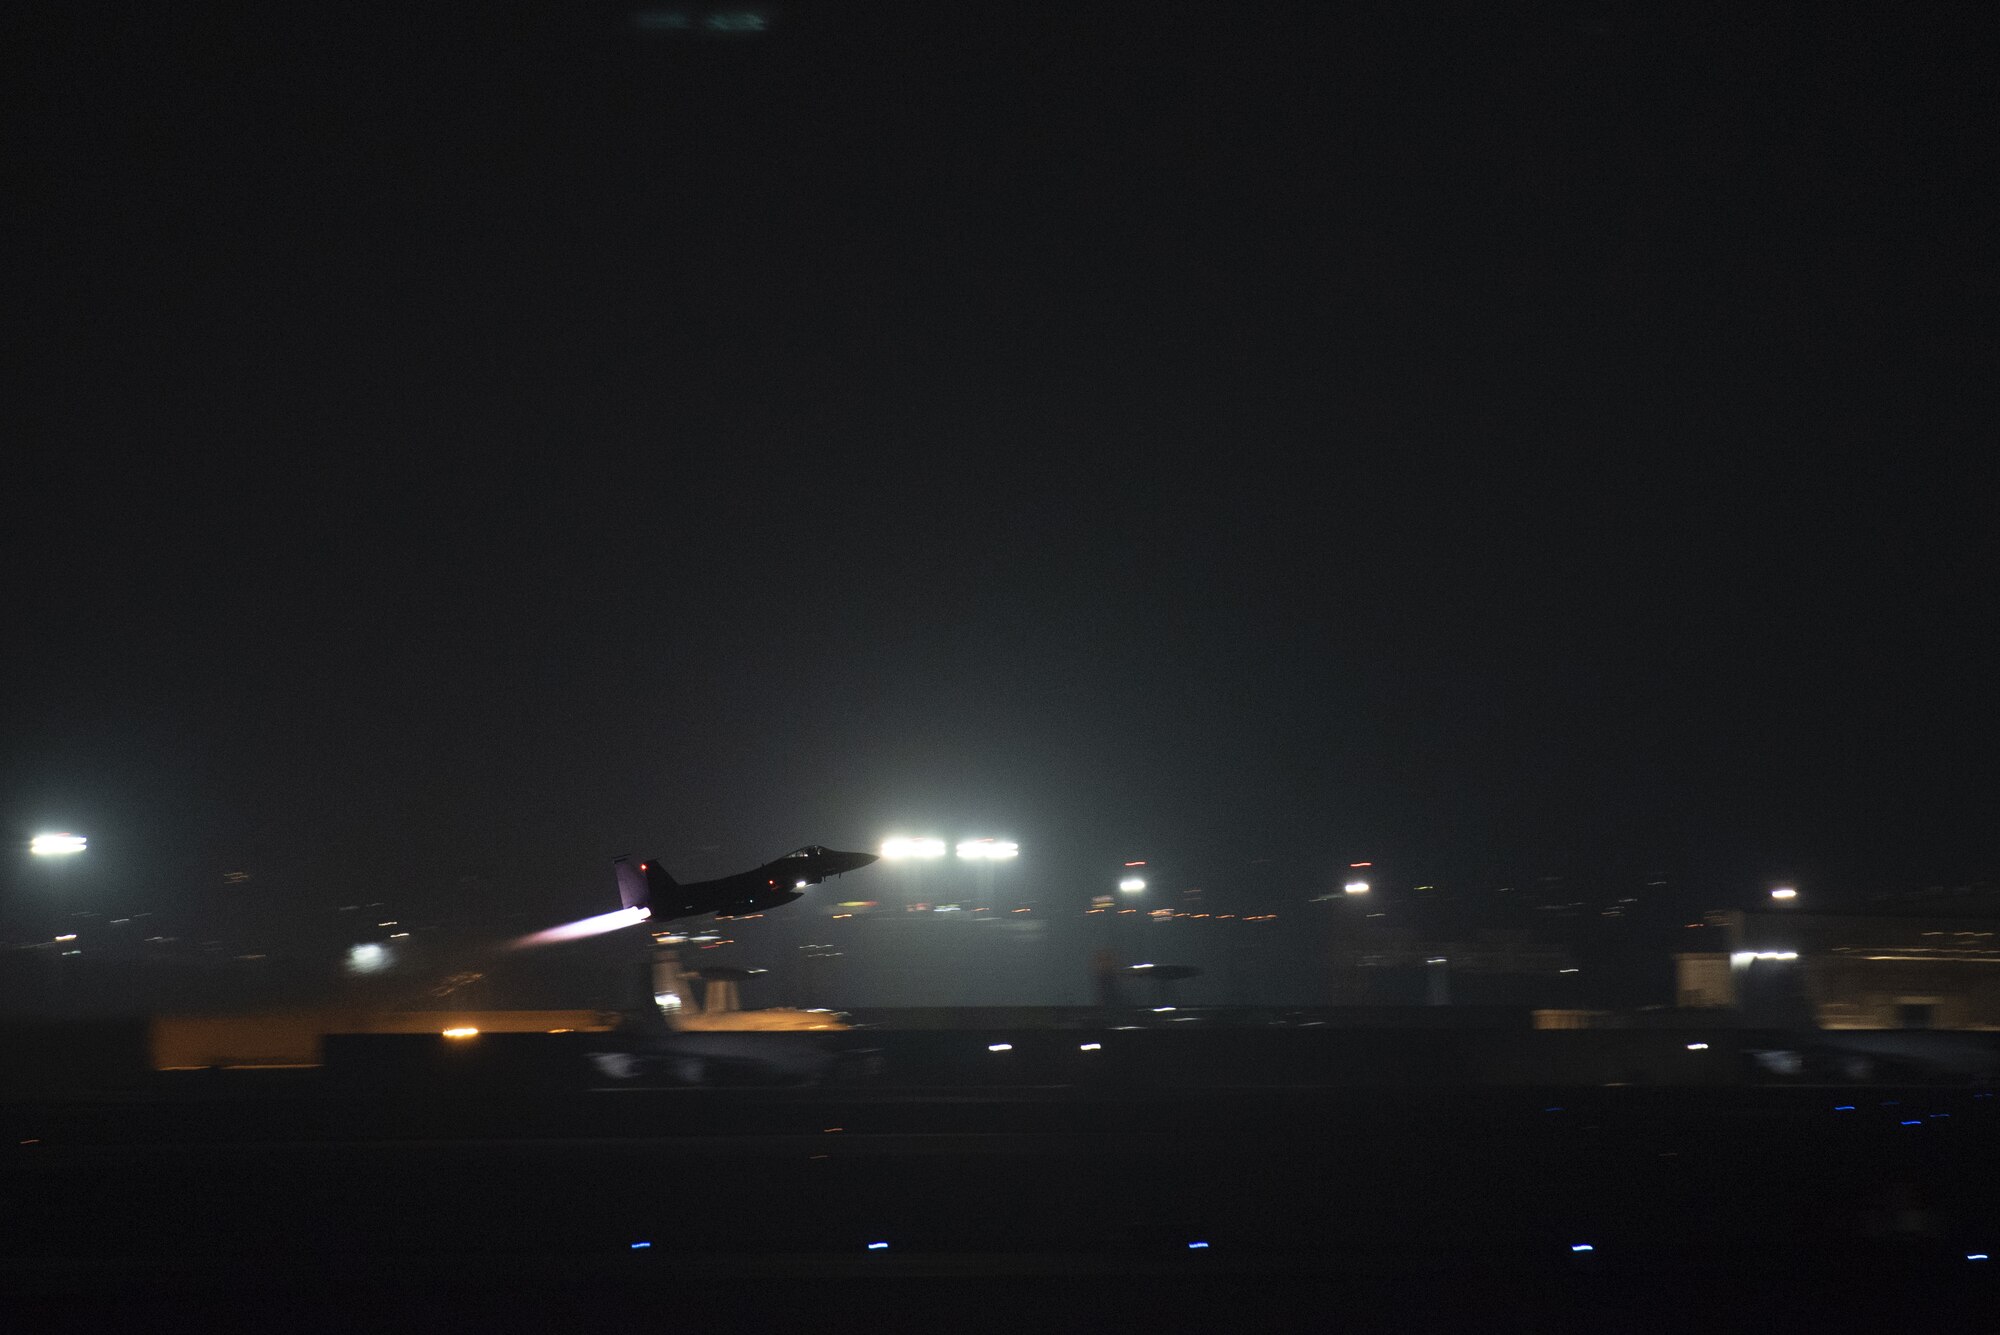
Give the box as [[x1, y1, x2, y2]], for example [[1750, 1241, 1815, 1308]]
[[615, 855, 671, 913]]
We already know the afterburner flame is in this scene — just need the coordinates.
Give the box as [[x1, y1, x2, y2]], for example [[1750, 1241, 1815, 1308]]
[[511, 905, 650, 950]]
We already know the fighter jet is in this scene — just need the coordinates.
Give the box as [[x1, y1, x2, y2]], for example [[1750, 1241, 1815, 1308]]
[[614, 845, 877, 922], [586, 848, 884, 1085]]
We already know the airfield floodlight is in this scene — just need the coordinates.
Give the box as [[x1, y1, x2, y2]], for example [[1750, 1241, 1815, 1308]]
[[956, 838, 1018, 860], [1119, 877, 1147, 892], [1344, 881, 1370, 895], [30, 833, 86, 856], [346, 942, 389, 974]]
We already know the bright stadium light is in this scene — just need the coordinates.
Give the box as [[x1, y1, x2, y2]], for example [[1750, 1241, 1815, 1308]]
[[956, 838, 1019, 860], [880, 837, 946, 860], [1119, 877, 1147, 892], [30, 833, 86, 856], [1344, 881, 1370, 895]]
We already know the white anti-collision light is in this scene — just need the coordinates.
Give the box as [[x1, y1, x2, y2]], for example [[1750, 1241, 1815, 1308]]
[[30, 833, 87, 856]]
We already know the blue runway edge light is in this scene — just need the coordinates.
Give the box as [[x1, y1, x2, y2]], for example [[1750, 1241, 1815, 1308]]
[[1901, 1120, 1922, 1126], [867, 1242, 889, 1250], [1967, 1254, 1988, 1261], [1188, 1241, 1209, 1249], [630, 1242, 651, 1250], [1571, 1244, 1594, 1253], [1834, 1105, 1855, 1111]]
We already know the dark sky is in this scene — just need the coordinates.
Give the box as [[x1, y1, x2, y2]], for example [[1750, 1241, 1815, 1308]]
[[5, 1, 1992, 933]]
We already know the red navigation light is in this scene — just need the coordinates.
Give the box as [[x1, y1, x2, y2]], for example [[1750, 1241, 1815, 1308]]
[[1124, 861, 1146, 867], [1350, 862, 1372, 868]]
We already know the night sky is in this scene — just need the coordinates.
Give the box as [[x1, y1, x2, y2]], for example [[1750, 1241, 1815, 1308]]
[[6, 2, 1992, 941]]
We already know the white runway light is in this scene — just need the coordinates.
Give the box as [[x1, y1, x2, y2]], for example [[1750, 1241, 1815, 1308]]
[[31, 833, 86, 856], [880, 837, 946, 860], [956, 838, 1019, 860]]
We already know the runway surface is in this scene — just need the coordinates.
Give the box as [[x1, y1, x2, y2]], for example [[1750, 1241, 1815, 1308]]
[[7, 1083, 1998, 1301]]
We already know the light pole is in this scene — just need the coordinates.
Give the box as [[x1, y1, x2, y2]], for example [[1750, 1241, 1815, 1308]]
[[31, 833, 86, 1013], [880, 837, 945, 910], [30, 832, 87, 920], [1116, 874, 1147, 970]]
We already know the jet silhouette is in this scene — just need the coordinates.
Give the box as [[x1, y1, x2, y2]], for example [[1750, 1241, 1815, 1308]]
[[615, 845, 877, 922]]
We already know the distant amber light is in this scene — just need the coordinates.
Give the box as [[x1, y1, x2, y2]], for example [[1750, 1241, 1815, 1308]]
[[441, 1027, 480, 1039]]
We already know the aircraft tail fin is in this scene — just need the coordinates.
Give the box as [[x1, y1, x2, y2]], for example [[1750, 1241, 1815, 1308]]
[[615, 856, 676, 913]]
